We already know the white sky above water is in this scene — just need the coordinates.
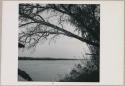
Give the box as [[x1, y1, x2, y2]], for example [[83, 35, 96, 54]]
[[19, 35, 90, 59], [18, 5, 91, 59]]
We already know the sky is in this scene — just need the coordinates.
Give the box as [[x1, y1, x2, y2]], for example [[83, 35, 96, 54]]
[[18, 5, 90, 59], [19, 35, 90, 59]]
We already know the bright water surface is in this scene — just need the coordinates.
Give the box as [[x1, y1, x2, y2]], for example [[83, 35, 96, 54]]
[[18, 60, 84, 81]]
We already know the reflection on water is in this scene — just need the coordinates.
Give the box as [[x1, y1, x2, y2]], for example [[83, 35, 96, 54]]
[[18, 60, 84, 81]]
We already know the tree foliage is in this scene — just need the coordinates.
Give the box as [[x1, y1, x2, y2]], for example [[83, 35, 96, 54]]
[[18, 4, 100, 81], [19, 4, 100, 48], [60, 59, 99, 82]]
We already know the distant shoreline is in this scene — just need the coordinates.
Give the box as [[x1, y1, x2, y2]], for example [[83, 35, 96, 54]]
[[18, 57, 83, 60]]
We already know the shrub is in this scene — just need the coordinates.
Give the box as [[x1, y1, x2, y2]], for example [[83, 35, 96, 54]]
[[60, 59, 99, 82]]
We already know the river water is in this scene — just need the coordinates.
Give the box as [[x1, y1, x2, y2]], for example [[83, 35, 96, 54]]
[[18, 60, 84, 81]]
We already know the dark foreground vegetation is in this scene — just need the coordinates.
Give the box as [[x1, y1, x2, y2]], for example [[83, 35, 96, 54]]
[[60, 59, 99, 82]]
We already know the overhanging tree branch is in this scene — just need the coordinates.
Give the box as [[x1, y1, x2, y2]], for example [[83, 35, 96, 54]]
[[20, 13, 99, 47], [19, 22, 36, 27]]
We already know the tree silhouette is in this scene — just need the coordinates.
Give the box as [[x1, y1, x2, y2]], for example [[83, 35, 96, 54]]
[[19, 4, 99, 47], [18, 4, 100, 82], [19, 4, 100, 60]]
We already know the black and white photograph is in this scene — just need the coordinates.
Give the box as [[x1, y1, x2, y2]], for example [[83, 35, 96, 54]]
[[18, 4, 100, 82], [1, 1, 124, 85]]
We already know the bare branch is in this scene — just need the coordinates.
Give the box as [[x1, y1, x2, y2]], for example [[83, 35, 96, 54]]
[[19, 22, 37, 27], [19, 4, 100, 47], [21, 13, 99, 47]]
